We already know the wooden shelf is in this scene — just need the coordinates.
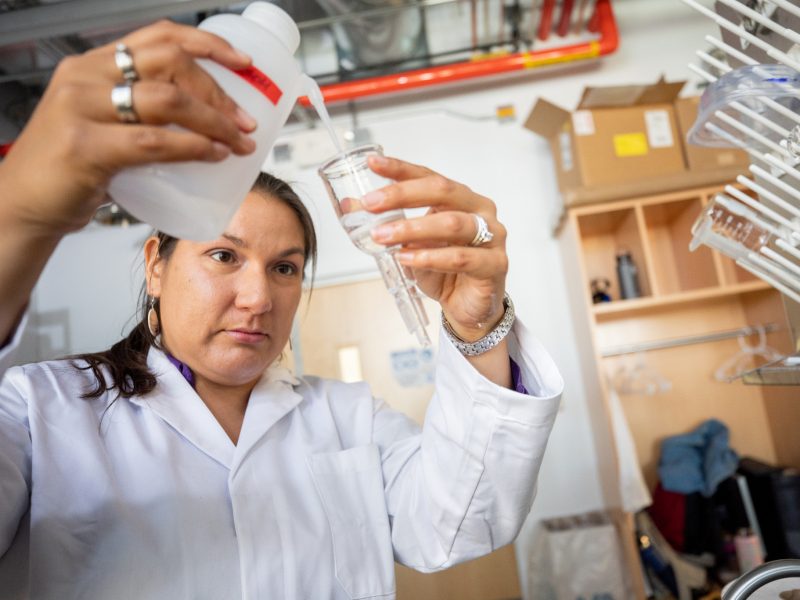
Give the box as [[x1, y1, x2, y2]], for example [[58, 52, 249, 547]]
[[641, 198, 718, 294], [576, 207, 654, 300], [592, 280, 772, 318]]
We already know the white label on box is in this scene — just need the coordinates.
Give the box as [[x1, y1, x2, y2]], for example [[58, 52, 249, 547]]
[[572, 110, 595, 136], [559, 131, 574, 172], [644, 110, 674, 148]]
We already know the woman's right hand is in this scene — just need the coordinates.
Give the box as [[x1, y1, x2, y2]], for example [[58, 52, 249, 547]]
[[0, 20, 258, 236]]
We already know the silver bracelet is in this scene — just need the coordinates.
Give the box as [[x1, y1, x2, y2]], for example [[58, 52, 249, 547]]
[[441, 293, 515, 357]]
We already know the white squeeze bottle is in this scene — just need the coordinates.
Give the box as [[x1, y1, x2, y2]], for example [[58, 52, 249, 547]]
[[108, 2, 316, 241]]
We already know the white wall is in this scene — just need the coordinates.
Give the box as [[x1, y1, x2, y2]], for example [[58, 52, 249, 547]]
[[24, 224, 149, 361], [24, 0, 718, 595]]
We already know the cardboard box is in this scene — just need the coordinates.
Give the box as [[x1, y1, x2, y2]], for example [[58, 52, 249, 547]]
[[524, 79, 687, 194], [525, 79, 751, 217], [674, 96, 751, 172]]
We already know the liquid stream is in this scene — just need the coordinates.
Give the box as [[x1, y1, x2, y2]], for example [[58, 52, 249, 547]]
[[305, 78, 342, 155]]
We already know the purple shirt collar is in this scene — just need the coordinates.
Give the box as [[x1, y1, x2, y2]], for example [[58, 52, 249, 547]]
[[166, 353, 196, 388]]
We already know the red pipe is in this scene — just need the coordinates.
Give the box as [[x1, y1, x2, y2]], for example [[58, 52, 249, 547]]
[[301, 0, 618, 106], [556, 0, 576, 38], [537, 0, 557, 41]]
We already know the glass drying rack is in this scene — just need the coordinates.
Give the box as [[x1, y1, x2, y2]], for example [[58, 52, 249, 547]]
[[681, 0, 800, 385]]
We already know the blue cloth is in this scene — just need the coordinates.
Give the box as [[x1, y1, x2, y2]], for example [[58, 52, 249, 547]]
[[658, 419, 739, 497]]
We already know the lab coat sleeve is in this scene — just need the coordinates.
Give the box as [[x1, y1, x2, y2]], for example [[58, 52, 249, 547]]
[[0, 312, 28, 383], [373, 315, 563, 572], [0, 364, 32, 556]]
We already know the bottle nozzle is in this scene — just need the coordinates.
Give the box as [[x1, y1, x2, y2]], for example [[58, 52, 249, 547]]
[[303, 75, 324, 104]]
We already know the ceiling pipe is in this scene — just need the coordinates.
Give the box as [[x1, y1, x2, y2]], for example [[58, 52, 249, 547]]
[[1, 0, 617, 152], [300, 0, 618, 106]]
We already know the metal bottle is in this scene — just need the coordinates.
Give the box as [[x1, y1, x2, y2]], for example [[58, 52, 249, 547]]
[[616, 251, 641, 299]]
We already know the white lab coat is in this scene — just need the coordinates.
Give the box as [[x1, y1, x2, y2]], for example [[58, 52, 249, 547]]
[[0, 316, 562, 600]]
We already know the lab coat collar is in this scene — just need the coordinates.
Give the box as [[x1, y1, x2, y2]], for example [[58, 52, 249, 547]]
[[129, 349, 303, 473], [129, 348, 236, 469], [230, 362, 303, 478], [259, 361, 301, 387]]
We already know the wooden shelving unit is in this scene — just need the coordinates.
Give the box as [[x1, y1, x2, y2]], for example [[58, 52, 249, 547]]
[[559, 182, 799, 598], [592, 280, 772, 318], [572, 185, 763, 312]]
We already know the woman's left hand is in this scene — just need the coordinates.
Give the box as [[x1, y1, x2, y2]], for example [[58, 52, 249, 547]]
[[365, 155, 508, 343]]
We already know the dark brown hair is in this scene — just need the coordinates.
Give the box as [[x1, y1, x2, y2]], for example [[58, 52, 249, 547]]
[[74, 172, 317, 399]]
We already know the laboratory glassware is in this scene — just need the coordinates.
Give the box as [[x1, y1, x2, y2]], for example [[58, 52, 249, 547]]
[[319, 144, 431, 347]]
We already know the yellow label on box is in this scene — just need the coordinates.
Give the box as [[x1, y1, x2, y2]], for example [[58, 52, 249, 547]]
[[613, 133, 649, 157]]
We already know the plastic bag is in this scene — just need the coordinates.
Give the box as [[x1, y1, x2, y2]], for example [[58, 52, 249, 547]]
[[527, 511, 628, 600], [688, 64, 800, 149]]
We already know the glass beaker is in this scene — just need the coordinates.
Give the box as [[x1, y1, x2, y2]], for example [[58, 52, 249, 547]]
[[319, 144, 431, 347]]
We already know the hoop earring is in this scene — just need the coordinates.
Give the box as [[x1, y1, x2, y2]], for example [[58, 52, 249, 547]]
[[147, 296, 160, 337]]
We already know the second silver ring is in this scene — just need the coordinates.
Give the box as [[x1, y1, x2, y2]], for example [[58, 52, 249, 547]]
[[111, 82, 139, 123]]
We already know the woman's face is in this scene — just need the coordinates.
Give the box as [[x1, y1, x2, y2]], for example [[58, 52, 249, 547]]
[[145, 192, 306, 389]]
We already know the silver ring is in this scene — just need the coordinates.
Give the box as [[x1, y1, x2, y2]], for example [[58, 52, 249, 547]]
[[469, 214, 494, 247], [114, 43, 139, 82], [111, 82, 139, 123]]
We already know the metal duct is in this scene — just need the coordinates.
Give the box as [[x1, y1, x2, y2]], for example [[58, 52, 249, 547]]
[[314, 0, 429, 75]]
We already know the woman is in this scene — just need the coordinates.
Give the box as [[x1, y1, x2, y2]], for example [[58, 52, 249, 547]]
[[0, 18, 563, 600]]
